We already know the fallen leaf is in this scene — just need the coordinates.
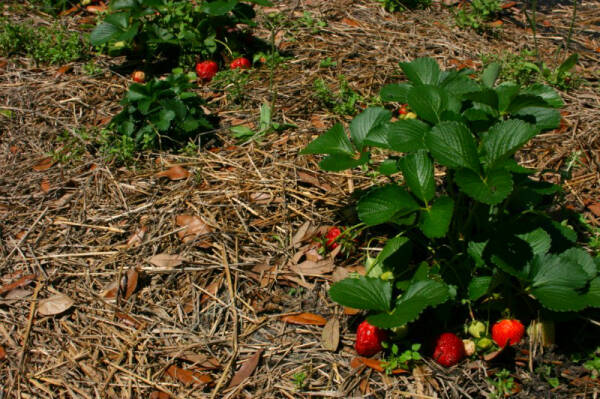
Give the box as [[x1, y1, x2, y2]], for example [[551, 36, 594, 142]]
[[542, 20, 552, 27], [488, 20, 503, 27], [167, 352, 221, 369], [291, 221, 312, 247], [86, 4, 107, 13], [102, 268, 139, 300], [37, 293, 74, 316], [0, 345, 5, 360], [156, 165, 191, 181], [176, 215, 212, 247], [0, 60, 8, 70], [281, 312, 327, 326], [5, 288, 31, 300], [341, 17, 361, 27], [200, 278, 221, 305], [55, 65, 73, 77], [0, 274, 36, 296], [126, 226, 147, 247], [588, 203, 600, 218], [148, 253, 186, 269], [501, 1, 517, 8], [9, 145, 18, 154], [59, 5, 80, 16], [343, 306, 361, 315], [290, 259, 334, 276], [149, 391, 170, 399], [227, 350, 262, 388], [249, 192, 272, 204], [321, 318, 340, 351], [351, 356, 383, 372], [32, 157, 54, 172], [483, 346, 506, 361], [40, 178, 50, 193], [166, 365, 213, 386]]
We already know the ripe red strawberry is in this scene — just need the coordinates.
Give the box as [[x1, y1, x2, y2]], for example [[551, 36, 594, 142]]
[[131, 70, 145, 83], [491, 319, 524, 348], [195, 60, 218, 81], [398, 104, 408, 115], [355, 321, 387, 357], [325, 227, 342, 249], [433, 332, 465, 367], [230, 57, 251, 70]]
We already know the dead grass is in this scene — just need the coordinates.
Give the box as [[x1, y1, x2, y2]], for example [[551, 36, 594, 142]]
[[1, 0, 600, 397]]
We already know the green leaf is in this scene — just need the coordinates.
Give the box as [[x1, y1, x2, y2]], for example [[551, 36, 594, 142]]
[[481, 62, 501, 88], [517, 228, 551, 257], [230, 125, 256, 139], [300, 123, 355, 156], [399, 57, 441, 85], [521, 84, 563, 108], [585, 277, 600, 307], [350, 107, 391, 151], [329, 276, 392, 312], [455, 168, 513, 205], [400, 150, 435, 202], [387, 119, 430, 153], [259, 102, 272, 131], [557, 53, 578, 76], [367, 280, 449, 328], [367, 235, 411, 277], [318, 152, 369, 171], [486, 233, 532, 279], [481, 119, 537, 167], [425, 121, 480, 172], [529, 252, 589, 312], [463, 88, 498, 109], [440, 73, 481, 97], [90, 21, 123, 46], [379, 158, 400, 175], [514, 107, 561, 131], [380, 83, 412, 103], [561, 247, 597, 279], [495, 82, 520, 112], [419, 196, 454, 238], [201, 0, 238, 15], [468, 276, 493, 301], [357, 184, 419, 226], [407, 85, 447, 124], [154, 109, 175, 131]]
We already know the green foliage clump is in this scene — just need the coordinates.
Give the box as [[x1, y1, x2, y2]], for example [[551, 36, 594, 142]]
[[0, 19, 88, 65], [455, 0, 502, 31], [302, 57, 600, 330], [376, 0, 431, 11], [313, 75, 362, 116], [104, 69, 213, 161], [90, 0, 273, 67]]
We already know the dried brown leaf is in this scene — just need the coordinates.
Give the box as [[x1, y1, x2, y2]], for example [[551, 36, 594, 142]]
[[149, 391, 170, 399], [166, 365, 213, 386], [588, 203, 600, 218], [37, 293, 74, 316], [55, 65, 73, 77], [148, 253, 186, 269], [321, 318, 339, 351], [102, 268, 139, 300], [156, 165, 191, 181], [5, 288, 31, 300], [341, 17, 361, 27], [40, 178, 51, 193], [0, 274, 36, 296], [0, 345, 5, 360], [32, 157, 54, 172], [227, 350, 262, 388], [343, 306, 361, 315], [126, 225, 147, 247], [291, 221, 311, 247], [281, 312, 327, 326], [290, 259, 334, 276], [176, 215, 212, 247]]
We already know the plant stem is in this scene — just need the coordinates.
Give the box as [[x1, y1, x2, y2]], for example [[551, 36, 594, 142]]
[[565, 0, 578, 51]]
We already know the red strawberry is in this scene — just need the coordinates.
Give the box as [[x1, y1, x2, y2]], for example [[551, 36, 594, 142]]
[[131, 70, 145, 83], [433, 333, 465, 367], [355, 321, 387, 357], [195, 60, 218, 81], [491, 319, 524, 348], [398, 104, 408, 115], [325, 227, 342, 249], [230, 57, 251, 70]]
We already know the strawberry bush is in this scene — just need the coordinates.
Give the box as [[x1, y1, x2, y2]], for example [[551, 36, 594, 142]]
[[301, 57, 600, 329], [90, 0, 272, 66]]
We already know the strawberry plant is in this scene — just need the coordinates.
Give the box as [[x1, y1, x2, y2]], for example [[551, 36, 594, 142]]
[[104, 69, 213, 160], [301, 57, 600, 330], [90, 0, 272, 66]]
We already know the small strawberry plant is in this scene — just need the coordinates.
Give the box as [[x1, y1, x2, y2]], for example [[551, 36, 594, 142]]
[[301, 57, 600, 331], [90, 0, 272, 67], [104, 69, 213, 160]]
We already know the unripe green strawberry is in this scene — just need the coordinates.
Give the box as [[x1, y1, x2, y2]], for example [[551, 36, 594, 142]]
[[468, 321, 486, 338], [477, 337, 493, 350]]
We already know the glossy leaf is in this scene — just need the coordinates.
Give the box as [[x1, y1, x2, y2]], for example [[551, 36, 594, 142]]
[[481, 119, 537, 167], [300, 123, 355, 156], [357, 184, 420, 226], [400, 150, 435, 202], [425, 121, 480, 172], [329, 276, 392, 312], [419, 196, 454, 238], [455, 168, 513, 205]]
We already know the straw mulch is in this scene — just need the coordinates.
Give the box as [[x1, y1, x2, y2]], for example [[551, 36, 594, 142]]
[[1, 0, 599, 397]]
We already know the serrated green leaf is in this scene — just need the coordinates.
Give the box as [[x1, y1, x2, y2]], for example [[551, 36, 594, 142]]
[[407, 85, 447, 124], [399, 57, 441, 85], [468, 276, 493, 300], [514, 107, 561, 131], [455, 168, 513, 205], [329, 276, 392, 311], [521, 84, 563, 108], [481, 62, 501, 88], [379, 158, 400, 176], [357, 184, 420, 226], [517, 228, 551, 257], [529, 252, 589, 312], [425, 121, 480, 172], [557, 53, 578, 76], [201, 0, 238, 15], [90, 21, 123, 46], [401, 150, 435, 202], [468, 241, 487, 268], [367, 235, 411, 277], [380, 83, 412, 103], [387, 119, 430, 153], [419, 196, 454, 238], [300, 123, 355, 156], [561, 247, 597, 279], [494, 82, 519, 112], [482, 119, 537, 167], [318, 152, 369, 171], [367, 280, 449, 328], [350, 107, 391, 151]]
